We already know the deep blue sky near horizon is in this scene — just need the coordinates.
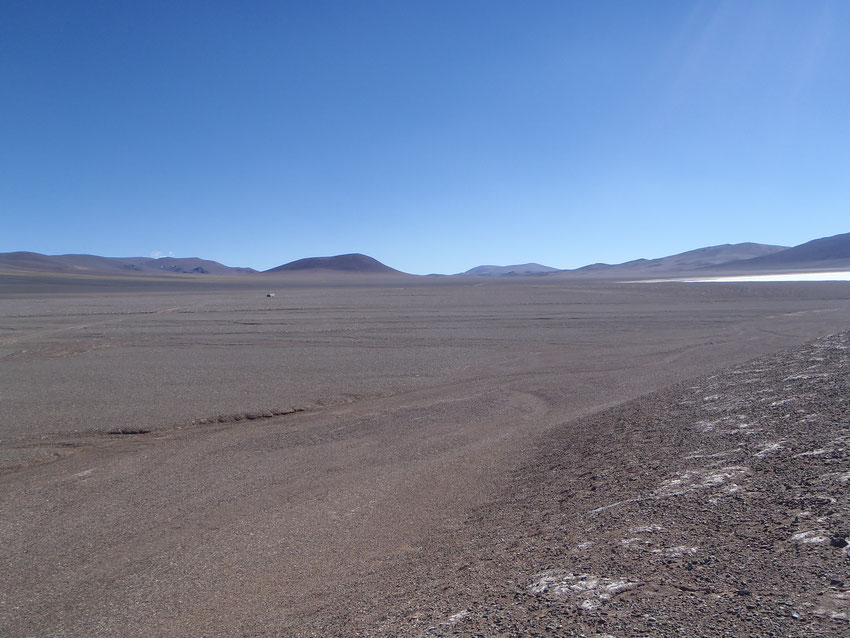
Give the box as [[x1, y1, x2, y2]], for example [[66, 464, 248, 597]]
[[2, 1, 848, 274]]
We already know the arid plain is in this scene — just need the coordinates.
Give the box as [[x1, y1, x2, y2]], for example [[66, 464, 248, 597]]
[[2, 275, 850, 636]]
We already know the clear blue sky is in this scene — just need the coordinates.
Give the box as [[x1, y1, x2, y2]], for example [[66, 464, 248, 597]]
[[2, 1, 848, 274]]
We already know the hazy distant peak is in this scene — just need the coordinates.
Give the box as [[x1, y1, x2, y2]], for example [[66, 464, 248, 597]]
[[461, 263, 559, 277]]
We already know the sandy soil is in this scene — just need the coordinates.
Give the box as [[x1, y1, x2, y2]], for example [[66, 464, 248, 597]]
[[1, 277, 849, 636]]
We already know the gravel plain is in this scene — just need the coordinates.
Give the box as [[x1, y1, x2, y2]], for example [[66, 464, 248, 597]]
[[1, 275, 849, 636]]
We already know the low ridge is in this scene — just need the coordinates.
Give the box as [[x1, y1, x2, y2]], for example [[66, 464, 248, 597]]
[[559, 242, 789, 278]]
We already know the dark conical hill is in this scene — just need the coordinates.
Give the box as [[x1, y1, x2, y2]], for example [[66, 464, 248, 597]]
[[264, 253, 402, 274]]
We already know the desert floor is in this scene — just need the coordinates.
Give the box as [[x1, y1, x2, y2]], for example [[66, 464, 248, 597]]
[[1, 277, 849, 636]]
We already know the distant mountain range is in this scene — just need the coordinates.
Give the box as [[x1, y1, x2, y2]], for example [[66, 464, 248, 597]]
[[452, 242, 791, 278], [0, 252, 257, 275], [2, 232, 849, 280], [456, 233, 850, 278]]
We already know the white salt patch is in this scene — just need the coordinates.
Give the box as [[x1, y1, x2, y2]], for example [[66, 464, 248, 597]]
[[621, 537, 651, 548], [629, 524, 664, 533], [814, 609, 850, 621], [695, 419, 720, 432], [791, 530, 829, 544], [576, 541, 594, 550], [754, 441, 785, 457], [603, 580, 636, 594], [594, 466, 750, 513], [676, 271, 850, 283], [770, 398, 795, 406], [651, 546, 698, 557], [813, 590, 850, 621], [448, 611, 468, 623], [529, 571, 639, 604], [590, 497, 643, 514], [686, 450, 739, 460], [794, 449, 830, 457], [656, 466, 748, 496]]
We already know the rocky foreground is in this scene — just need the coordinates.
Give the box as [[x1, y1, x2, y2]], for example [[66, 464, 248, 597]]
[[324, 333, 849, 637]]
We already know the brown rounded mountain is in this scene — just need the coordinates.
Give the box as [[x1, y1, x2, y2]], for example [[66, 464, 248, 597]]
[[264, 253, 402, 274]]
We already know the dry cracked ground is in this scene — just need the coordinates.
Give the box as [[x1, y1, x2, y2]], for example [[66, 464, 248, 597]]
[[1, 278, 849, 637]]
